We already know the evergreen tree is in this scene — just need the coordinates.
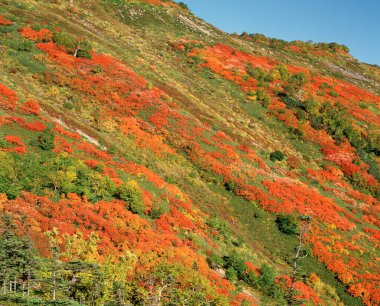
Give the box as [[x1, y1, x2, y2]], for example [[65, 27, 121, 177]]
[[0, 215, 34, 294]]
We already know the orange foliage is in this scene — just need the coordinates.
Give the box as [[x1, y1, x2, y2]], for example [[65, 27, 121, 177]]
[[349, 189, 377, 205], [3, 134, 26, 154], [231, 293, 256, 306], [310, 224, 379, 300], [76, 142, 112, 161], [310, 76, 380, 127], [245, 261, 261, 276], [53, 136, 73, 154], [0, 83, 19, 110], [263, 178, 355, 230], [0, 15, 12, 25], [85, 159, 99, 169], [276, 275, 324, 305], [19, 26, 52, 42], [285, 45, 302, 54], [18, 31, 378, 305], [348, 282, 380, 306], [0, 192, 234, 298], [36, 42, 77, 67], [363, 228, 380, 241], [148, 108, 169, 129], [19, 100, 40, 115], [5, 135, 23, 146], [4, 115, 47, 133], [54, 124, 81, 140], [25, 120, 46, 131], [195, 43, 276, 75]]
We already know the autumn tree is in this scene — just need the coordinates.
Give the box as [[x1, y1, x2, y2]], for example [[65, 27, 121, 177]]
[[118, 180, 146, 215], [275, 64, 290, 81]]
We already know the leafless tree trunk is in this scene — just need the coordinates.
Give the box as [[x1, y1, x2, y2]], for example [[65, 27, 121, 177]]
[[27, 266, 30, 297], [73, 48, 79, 58], [53, 270, 56, 300], [288, 219, 310, 305]]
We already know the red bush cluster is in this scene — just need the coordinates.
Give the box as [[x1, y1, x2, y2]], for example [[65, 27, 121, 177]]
[[76, 141, 112, 161], [0, 83, 19, 110], [263, 178, 355, 230], [3, 134, 26, 154], [53, 136, 73, 154], [19, 100, 40, 115], [19, 26, 53, 42], [0, 15, 12, 25], [276, 275, 324, 305]]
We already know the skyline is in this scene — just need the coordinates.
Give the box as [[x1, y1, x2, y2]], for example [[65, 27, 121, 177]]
[[180, 0, 380, 65]]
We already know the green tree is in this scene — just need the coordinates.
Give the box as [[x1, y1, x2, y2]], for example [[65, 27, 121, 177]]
[[86, 171, 116, 200], [276, 214, 299, 235], [0, 152, 20, 199], [38, 129, 55, 151], [53, 32, 92, 59], [45, 228, 63, 301], [270, 150, 285, 162], [224, 180, 236, 192], [223, 252, 247, 279], [118, 180, 146, 215], [225, 266, 238, 282], [177, 2, 189, 10], [275, 64, 290, 81], [49, 165, 77, 194], [0, 215, 35, 294], [256, 264, 280, 297], [285, 72, 308, 99]]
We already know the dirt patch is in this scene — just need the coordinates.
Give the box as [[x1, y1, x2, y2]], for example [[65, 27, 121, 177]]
[[177, 14, 215, 36]]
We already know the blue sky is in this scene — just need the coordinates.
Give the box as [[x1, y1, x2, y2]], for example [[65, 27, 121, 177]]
[[179, 0, 380, 65]]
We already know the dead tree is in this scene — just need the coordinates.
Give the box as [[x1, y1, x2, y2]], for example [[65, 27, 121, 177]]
[[288, 216, 311, 305]]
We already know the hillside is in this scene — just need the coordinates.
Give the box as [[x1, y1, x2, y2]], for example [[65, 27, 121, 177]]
[[0, 0, 379, 305]]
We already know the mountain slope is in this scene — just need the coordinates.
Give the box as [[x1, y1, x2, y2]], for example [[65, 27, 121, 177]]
[[0, 0, 379, 305]]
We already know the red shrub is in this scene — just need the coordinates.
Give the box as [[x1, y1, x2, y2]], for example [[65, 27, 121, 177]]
[[54, 124, 81, 140], [53, 136, 73, 154], [25, 121, 46, 131], [263, 178, 355, 230], [0, 15, 12, 25], [20, 100, 40, 115], [19, 26, 52, 42], [276, 275, 324, 305], [5, 135, 23, 146], [0, 83, 18, 110], [85, 159, 99, 169], [3, 135, 26, 154], [76, 142, 112, 161]]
